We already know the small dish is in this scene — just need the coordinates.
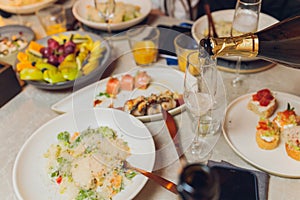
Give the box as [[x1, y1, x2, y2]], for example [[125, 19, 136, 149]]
[[72, 0, 152, 31], [0, 25, 35, 66]]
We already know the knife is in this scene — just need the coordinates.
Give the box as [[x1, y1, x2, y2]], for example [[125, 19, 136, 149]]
[[123, 160, 178, 194], [162, 109, 187, 165]]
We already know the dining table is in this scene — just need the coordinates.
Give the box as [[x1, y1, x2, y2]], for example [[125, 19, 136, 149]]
[[1, 3, 300, 200]]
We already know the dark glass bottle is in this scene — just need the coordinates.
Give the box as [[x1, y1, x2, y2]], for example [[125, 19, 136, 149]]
[[177, 164, 220, 200], [200, 16, 300, 69]]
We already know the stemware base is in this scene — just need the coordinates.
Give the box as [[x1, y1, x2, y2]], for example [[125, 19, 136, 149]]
[[231, 77, 243, 87], [185, 138, 213, 164]]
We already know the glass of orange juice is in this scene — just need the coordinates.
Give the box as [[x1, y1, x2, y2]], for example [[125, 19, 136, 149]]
[[36, 5, 67, 36], [127, 26, 160, 66], [174, 33, 198, 72]]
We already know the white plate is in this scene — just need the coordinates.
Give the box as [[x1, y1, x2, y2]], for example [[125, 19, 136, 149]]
[[51, 65, 185, 122], [0, 0, 56, 14], [192, 9, 279, 62], [72, 0, 152, 31], [222, 91, 300, 178], [13, 108, 155, 200]]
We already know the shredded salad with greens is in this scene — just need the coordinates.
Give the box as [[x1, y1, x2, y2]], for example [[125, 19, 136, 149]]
[[44, 126, 137, 200]]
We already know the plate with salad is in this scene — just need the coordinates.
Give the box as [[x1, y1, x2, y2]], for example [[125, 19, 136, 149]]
[[13, 108, 155, 200]]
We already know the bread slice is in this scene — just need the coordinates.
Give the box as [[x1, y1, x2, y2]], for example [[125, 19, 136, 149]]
[[273, 103, 299, 131], [255, 117, 280, 150], [285, 143, 300, 161], [282, 126, 300, 161], [247, 89, 277, 118], [256, 129, 280, 150], [248, 99, 277, 118]]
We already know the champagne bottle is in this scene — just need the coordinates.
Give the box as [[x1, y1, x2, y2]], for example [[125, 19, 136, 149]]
[[177, 164, 220, 200], [200, 16, 300, 69]]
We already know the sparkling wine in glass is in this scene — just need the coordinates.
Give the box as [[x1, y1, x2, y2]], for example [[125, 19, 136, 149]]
[[231, 0, 261, 87], [183, 50, 216, 163]]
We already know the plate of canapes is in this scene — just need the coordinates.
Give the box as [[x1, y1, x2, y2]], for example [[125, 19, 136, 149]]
[[223, 88, 300, 178]]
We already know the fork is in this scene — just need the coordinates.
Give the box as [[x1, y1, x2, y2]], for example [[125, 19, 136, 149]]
[[123, 160, 178, 194]]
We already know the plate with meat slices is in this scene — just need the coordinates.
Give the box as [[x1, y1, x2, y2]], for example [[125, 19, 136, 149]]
[[51, 65, 185, 122]]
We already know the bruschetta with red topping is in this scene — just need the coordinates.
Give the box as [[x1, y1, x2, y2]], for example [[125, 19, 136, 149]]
[[255, 117, 280, 150], [247, 88, 277, 118], [273, 103, 300, 131]]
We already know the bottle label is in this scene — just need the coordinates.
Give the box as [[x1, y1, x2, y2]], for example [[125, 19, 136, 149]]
[[211, 34, 259, 58]]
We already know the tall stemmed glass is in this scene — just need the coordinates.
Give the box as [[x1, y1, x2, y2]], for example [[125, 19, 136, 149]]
[[231, 0, 261, 86], [183, 49, 216, 163], [94, 0, 115, 33]]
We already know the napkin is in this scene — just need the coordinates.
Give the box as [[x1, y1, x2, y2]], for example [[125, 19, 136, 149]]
[[207, 160, 270, 200]]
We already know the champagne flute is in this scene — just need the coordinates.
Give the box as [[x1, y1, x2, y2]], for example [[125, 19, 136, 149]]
[[94, 0, 115, 33], [231, 0, 261, 87], [183, 50, 216, 163]]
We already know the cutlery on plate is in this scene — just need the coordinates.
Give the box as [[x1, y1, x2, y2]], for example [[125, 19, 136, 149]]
[[162, 109, 187, 165], [84, 143, 178, 194], [123, 160, 178, 194]]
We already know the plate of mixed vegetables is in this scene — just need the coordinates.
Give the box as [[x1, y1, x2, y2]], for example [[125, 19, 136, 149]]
[[16, 31, 111, 90]]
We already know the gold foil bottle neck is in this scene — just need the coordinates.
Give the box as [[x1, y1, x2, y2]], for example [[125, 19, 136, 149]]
[[210, 33, 259, 58]]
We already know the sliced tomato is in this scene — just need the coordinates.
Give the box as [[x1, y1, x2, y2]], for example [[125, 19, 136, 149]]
[[257, 121, 268, 130], [252, 94, 259, 101], [56, 176, 62, 184], [264, 93, 274, 100], [252, 89, 274, 106], [259, 97, 271, 106], [257, 88, 271, 96], [93, 99, 102, 107], [282, 109, 296, 118]]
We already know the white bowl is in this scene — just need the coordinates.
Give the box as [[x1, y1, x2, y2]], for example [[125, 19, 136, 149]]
[[0, 0, 56, 14], [192, 9, 279, 61], [72, 0, 152, 31]]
